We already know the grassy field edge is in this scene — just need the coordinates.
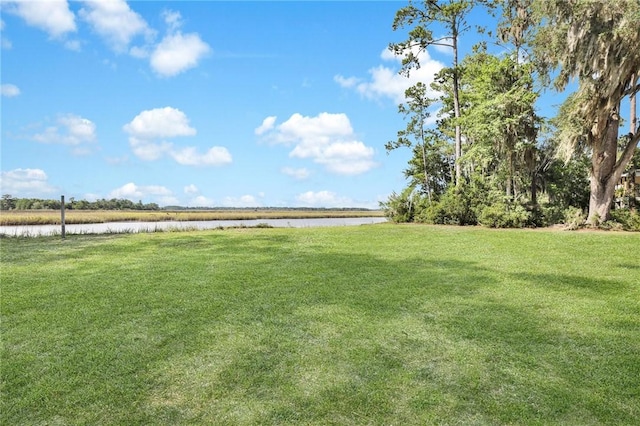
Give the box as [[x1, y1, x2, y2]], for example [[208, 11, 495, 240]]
[[2, 225, 639, 424]]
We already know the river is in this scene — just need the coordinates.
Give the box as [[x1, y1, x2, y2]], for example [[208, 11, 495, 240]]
[[0, 217, 388, 237]]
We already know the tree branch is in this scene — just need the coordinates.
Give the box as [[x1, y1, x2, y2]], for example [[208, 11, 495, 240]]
[[623, 83, 640, 98], [613, 131, 640, 177]]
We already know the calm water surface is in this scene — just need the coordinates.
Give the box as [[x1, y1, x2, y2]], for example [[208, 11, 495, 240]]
[[0, 217, 387, 237]]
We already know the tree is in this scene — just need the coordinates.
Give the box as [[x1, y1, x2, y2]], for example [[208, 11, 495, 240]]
[[386, 82, 451, 200], [533, 0, 640, 223], [390, 0, 478, 185], [457, 47, 539, 200], [1, 194, 16, 210]]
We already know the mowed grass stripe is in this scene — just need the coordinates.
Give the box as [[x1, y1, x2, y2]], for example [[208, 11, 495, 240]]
[[1, 225, 639, 425]]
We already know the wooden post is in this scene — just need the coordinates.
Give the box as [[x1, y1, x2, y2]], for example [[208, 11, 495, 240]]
[[61, 195, 66, 239]]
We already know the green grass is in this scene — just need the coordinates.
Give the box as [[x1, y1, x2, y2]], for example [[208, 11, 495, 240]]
[[1, 225, 639, 425]]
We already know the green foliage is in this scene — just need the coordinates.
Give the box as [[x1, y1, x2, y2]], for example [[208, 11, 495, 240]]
[[478, 200, 532, 228], [387, 82, 452, 198], [0, 194, 16, 210], [458, 47, 540, 198], [563, 206, 586, 230], [608, 208, 640, 232], [420, 177, 491, 225], [380, 187, 422, 223], [5, 197, 161, 211], [541, 151, 590, 211]]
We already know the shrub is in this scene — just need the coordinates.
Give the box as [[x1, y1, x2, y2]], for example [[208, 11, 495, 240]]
[[380, 188, 420, 223], [422, 186, 477, 225], [608, 208, 640, 231], [563, 206, 586, 230], [478, 201, 531, 228]]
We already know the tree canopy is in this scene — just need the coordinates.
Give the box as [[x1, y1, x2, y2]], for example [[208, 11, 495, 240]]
[[383, 0, 640, 230]]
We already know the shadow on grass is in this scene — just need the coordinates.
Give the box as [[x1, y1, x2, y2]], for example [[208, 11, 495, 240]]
[[3, 231, 639, 425]]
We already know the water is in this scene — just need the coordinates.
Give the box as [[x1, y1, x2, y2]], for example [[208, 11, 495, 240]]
[[0, 217, 388, 237]]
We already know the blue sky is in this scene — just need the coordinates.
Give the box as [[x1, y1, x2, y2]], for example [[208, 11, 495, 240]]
[[1, 0, 559, 208]]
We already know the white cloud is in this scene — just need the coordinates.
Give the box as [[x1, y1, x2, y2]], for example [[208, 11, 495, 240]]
[[150, 32, 210, 77], [188, 195, 213, 207], [124, 107, 196, 139], [31, 114, 97, 149], [4, 0, 76, 38], [301, 141, 376, 175], [1, 83, 20, 97], [281, 167, 310, 180], [333, 75, 360, 88], [295, 190, 351, 208], [254, 116, 277, 135], [184, 184, 199, 194], [222, 195, 260, 208], [1, 18, 11, 49], [108, 182, 172, 199], [335, 47, 444, 104], [162, 9, 183, 32], [128, 137, 171, 161], [256, 112, 377, 175], [0, 168, 57, 197], [79, 0, 153, 52], [124, 107, 232, 166], [170, 146, 232, 166]]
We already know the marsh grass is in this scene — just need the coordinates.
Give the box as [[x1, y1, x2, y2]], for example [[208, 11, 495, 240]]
[[0, 209, 383, 226], [1, 225, 639, 425]]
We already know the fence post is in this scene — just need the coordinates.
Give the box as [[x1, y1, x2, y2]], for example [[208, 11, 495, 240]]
[[61, 195, 66, 239]]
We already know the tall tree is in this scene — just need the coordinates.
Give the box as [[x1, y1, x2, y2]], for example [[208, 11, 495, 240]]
[[458, 48, 539, 199], [533, 0, 640, 223], [386, 82, 450, 200], [390, 0, 476, 185]]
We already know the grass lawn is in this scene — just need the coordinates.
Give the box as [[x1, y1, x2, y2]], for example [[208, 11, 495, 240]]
[[1, 224, 639, 425]]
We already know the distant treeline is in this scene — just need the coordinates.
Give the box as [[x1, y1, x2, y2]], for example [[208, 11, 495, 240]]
[[0, 195, 375, 211], [0, 195, 160, 211]]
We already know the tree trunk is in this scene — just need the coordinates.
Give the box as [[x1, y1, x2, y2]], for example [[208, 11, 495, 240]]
[[587, 106, 640, 224], [631, 73, 637, 134], [452, 25, 462, 185]]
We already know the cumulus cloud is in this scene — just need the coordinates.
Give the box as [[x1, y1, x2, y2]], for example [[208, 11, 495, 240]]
[[79, 0, 153, 52], [4, 0, 76, 38], [128, 138, 171, 161], [335, 47, 444, 104], [170, 146, 232, 166], [1, 83, 20, 97], [30, 114, 97, 154], [150, 31, 211, 77], [124, 106, 196, 139], [295, 190, 352, 208], [124, 107, 232, 166], [108, 182, 172, 200], [0, 168, 57, 197], [188, 195, 214, 207], [254, 116, 277, 135], [281, 167, 310, 180], [222, 195, 261, 208], [255, 112, 377, 175], [161, 9, 183, 33], [184, 184, 199, 194]]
